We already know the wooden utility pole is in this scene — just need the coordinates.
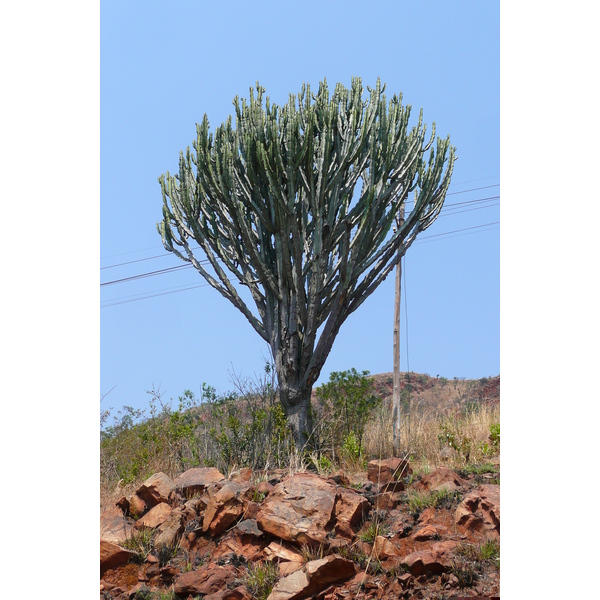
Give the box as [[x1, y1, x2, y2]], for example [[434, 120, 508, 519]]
[[392, 205, 405, 457]]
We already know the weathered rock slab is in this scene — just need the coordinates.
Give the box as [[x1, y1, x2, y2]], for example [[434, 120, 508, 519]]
[[367, 458, 411, 485], [174, 467, 226, 497], [401, 541, 458, 576], [134, 502, 172, 530], [100, 506, 133, 544], [174, 564, 236, 596], [455, 484, 500, 538], [256, 473, 337, 546], [373, 536, 401, 559], [100, 540, 137, 574], [411, 467, 468, 493], [135, 472, 176, 508], [333, 486, 370, 539], [202, 480, 254, 537], [267, 555, 356, 600], [154, 507, 184, 548]]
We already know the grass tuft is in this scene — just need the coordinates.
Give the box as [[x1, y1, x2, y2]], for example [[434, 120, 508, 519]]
[[244, 561, 280, 600]]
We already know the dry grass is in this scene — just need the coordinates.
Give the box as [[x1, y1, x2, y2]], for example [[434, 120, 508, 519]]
[[101, 374, 499, 506], [362, 398, 499, 473]]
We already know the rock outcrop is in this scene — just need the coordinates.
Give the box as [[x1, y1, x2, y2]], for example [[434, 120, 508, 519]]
[[455, 483, 500, 538], [100, 461, 501, 600]]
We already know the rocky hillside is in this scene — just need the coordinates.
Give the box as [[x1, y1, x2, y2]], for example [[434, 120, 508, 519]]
[[365, 373, 500, 411], [101, 457, 500, 600]]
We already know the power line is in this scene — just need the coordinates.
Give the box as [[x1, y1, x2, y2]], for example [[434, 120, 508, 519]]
[[444, 195, 499, 208], [101, 282, 211, 308], [100, 264, 193, 287], [100, 253, 174, 270], [101, 220, 499, 308], [446, 184, 498, 196], [416, 221, 499, 242], [438, 201, 499, 219], [100, 184, 499, 265]]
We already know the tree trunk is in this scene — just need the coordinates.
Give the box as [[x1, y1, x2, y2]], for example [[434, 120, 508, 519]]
[[278, 382, 314, 451]]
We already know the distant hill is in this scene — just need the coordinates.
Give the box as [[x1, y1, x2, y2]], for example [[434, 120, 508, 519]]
[[313, 372, 500, 413]]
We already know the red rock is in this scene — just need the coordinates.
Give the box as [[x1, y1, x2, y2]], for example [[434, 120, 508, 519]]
[[256, 473, 337, 546], [100, 506, 134, 544], [154, 507, 184, 548], [411, 467, 468, 493], [128, 493, 148, 518], [267, 555, 356, 600], [216, 530, 265, 562], [205, 586, 252, 600], [257, 480, 274, 495], [134, 502, 172, 530], [145, 563, 160, 579], [244, 500, 261, 520], [264, 541, 304, 563], [418, 507, 436, 524], [410, 524, 440, 541], [455, 484, 500, 538], [173, 564, 235, 596], [279, 561, 305, 577], [174, 467, 226, 497], [367, 458, 411, 485], [333, 487, 370, 536], [100, 540, 137, 574], [203, 481, 254, 536], [159, 564, 181, 580], [229, 467, 253, 482], [378, 480, 405, 493], [373, 536, 401, 559], [127, 583, 155, 598], [135, 472, 176, 508], [373, 492, 398, 511], [401, 541, 458, 576]]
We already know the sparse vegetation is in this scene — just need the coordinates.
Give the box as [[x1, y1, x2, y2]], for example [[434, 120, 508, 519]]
[[451, 538, 500, 588], [299, 543, 327, 563], [456, 538, 500, 566], [358, 510, 390, 543], [101, 371, 499, 505], [451, 560, 480, 588], [120, 529, 154, 563], [405, 488, 461, 518], [244, 561, 280, 600]]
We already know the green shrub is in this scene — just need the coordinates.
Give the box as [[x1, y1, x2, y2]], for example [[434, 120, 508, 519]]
[[489, 421, 500, 448], [314, 369, 380, 462]]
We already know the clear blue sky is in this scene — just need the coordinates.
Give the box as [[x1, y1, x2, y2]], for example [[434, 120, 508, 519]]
[[100, 1, 499, 416]]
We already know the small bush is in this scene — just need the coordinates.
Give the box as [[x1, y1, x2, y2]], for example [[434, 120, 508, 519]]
[[314, 369, 380, 463]]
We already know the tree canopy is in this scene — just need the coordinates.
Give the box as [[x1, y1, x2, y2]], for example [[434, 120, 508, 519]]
[[158, 77, 455, 446]]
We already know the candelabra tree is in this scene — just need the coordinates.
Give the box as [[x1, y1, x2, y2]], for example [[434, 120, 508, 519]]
[[158, 78, 456, 449]]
